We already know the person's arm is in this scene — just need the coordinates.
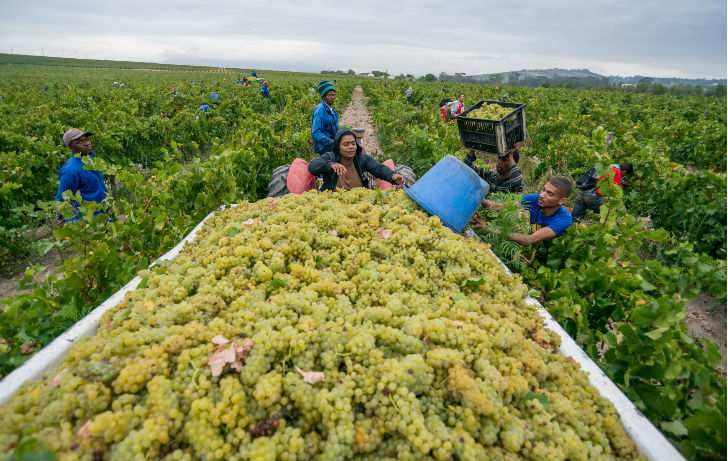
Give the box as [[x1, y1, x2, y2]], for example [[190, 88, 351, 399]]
[[463, 152, 493, 182], [55, 170, 80, 202], [482, 199, 504, 209], [507, 227, 557, 245], [308, 154, 335, 176], [361, 155, 395, 182]]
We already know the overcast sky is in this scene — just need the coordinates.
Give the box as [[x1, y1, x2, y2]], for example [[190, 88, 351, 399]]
[[1, 0, 725, 78]]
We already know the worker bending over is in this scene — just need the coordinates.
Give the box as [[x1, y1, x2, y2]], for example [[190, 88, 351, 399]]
[[483, 176, 573, 245]]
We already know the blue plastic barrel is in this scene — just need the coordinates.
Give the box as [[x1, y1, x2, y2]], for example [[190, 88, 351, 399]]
[[404, 155, 489, 233]]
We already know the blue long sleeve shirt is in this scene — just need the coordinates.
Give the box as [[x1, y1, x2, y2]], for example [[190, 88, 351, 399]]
[[55, 152, 107, 203], [311, 101, 339, 155], [261, 85, 270, 98]]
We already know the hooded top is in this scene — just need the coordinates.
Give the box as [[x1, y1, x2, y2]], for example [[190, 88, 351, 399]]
[[308, 130, 395, 191], [55, 152, 106, 203]]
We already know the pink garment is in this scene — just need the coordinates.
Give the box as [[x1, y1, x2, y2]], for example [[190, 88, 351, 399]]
[[376, 159, 397, 190], [286, 158, 316, 194]]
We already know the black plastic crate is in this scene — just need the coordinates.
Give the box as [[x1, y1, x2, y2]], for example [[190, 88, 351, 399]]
[[456, 99, 528, 155]]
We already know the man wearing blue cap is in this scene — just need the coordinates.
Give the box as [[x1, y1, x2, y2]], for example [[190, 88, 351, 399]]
[[311, 80, 339, 155]]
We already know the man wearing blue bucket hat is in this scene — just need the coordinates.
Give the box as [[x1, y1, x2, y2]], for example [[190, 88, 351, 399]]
[[311, 80, 339, 155], [483, 176, 573, 245]]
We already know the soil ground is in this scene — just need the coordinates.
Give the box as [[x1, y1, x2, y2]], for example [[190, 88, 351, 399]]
[[339, 86, 382, 157], [685, 294, 727, 376]]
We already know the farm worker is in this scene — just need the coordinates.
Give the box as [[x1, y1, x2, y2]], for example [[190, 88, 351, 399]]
[[308, 129, 404, 191], [464, 148, 523, 193], [251, 69, 257, 77], [438, 98, 452, 122], [260, 81, 270, 98], [450, 94, 465, 118], [311, 80, 339, 155], [572, 163, 634, 220], [482, 176, 573, 245], [199, 102, 210, 113], [55, 129, 107, 222], [405, 86, 413, 102]]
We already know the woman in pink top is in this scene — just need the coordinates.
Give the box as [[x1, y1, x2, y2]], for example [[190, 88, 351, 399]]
[[450, 94, 465, 118]]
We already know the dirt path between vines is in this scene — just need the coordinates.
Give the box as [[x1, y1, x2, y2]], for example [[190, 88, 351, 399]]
[[339, 86, 382, 157], [0, 250, 63, 302], [685, 294, 726, 376]]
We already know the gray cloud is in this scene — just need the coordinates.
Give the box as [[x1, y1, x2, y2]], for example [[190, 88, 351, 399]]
[[0, 0, 724, 78]]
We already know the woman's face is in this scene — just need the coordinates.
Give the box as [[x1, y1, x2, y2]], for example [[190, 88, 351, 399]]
[[339, 134, 357, 159]]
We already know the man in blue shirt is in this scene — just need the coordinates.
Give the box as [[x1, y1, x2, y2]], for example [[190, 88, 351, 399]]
[[56, 128, 107, 222], [483, 176, 573, 245], [311, 80, 339, 155]]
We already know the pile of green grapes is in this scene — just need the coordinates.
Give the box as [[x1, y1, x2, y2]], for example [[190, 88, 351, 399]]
[[466, 104, 514, 120], [0, 190, 641, 461]]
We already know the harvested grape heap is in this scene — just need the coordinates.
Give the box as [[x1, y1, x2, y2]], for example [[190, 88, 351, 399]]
[[467, 104, 514, 120], [0, 190, 641, 461]]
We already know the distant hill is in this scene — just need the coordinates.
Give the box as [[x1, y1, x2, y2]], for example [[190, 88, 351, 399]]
[[442, 68, 726, 89]]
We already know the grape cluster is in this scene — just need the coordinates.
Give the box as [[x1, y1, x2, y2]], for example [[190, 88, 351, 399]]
[[467, 103, 514, 120], [0, 189, 642, 460]]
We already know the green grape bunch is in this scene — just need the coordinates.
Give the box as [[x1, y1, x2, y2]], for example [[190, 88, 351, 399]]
[[0, 190, 642, 461], [466, 103, 514, 121], [474, 193, 532, 272]]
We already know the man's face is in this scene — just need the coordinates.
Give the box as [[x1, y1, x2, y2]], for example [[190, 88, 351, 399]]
[[538, 181, 565, 208], [70, 135, 93, 154], [458, 94, 464, 102], [339, 134, 357, 159], [496, 155, 511, 175], [324, 91, 336, 106]]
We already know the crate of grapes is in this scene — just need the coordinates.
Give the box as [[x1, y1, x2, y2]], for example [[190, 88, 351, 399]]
[[456, 99, 528, 155]]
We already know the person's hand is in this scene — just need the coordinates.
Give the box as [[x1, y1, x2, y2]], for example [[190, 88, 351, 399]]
[[391, 174, 404, 187], [330, 162, 347, 176], [482, 199, 497, 208]]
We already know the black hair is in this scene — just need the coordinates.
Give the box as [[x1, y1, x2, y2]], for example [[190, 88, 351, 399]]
[[620, 163, 634, 175], [549, 176, 573, 197]]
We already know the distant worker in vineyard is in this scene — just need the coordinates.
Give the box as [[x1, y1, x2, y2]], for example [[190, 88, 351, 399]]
[[439, 98, 453, 122], [55, 128, 107, 222], [311, 80, 339, 155], [572, 163, 634, 220], [450, 94, 465, 118], [464, 148, 523, 193], [405, 86, 413, 103], [260, 80, 270, 98], [308, 129, 404, 191], [483, 176, 573, 245]]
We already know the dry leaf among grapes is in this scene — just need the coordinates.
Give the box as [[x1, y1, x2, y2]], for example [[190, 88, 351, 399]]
[[295, 367, 325, 385]]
